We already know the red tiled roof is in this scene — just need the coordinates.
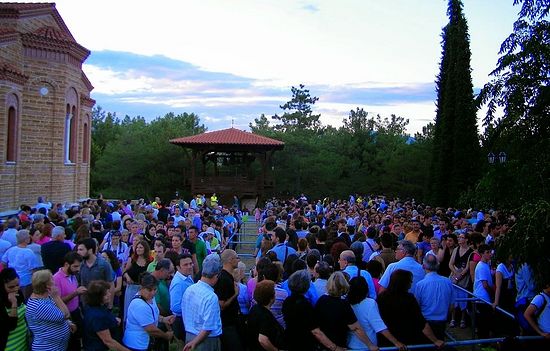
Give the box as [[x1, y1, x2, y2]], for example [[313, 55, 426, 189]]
[[170, 128, 284, 148]]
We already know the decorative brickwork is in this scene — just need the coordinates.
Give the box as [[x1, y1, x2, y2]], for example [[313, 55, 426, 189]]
[[0, 3, 94, 212]]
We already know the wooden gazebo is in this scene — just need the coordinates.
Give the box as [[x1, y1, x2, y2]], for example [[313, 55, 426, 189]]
[[170, 128, 284, 201]]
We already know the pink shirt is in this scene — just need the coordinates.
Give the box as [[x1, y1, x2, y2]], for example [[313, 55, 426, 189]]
[[53, 268, 79, 312], [373, 277, 382, 295], [37, 236, 51, 245], [247, 277, 258, 302]]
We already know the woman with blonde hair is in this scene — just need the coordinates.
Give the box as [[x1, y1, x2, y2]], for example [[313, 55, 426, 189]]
[[314, 271, 379, 351], [26, 269, 74, 351]]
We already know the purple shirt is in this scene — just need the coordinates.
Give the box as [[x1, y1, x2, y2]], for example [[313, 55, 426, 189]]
[[53, 268, 79, 312]]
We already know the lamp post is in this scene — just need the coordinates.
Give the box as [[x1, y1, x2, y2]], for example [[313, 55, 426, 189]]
[[487, 151, 507, 164]]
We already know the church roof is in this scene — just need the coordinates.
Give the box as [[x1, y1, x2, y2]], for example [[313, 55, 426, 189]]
[[0, 3, 76, 42], [170, 128, 284, 150]]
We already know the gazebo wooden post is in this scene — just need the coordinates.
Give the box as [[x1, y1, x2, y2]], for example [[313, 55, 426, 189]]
[[259, 151, 267, 197], [191, 150, 198, 195], [266, 150, 275, 181], [201, 151, 207, 177], [213, 152, 218, 177]]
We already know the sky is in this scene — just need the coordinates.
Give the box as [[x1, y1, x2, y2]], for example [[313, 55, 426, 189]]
[[22, 0, 520, 134]]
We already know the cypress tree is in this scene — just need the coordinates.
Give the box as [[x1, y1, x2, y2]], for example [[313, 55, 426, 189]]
[[430, 0, 480, 206]]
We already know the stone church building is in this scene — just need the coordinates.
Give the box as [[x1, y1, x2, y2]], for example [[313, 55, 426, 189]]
[[0, 3, 94, 213]]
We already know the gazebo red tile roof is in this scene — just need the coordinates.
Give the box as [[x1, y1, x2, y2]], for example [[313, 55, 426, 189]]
[[170, 128, 284, 149]]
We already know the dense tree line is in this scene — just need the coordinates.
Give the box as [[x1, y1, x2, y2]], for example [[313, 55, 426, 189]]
[[248, 87, 433, 201], [91, 108, 205, 201], [90, 93, 433, 202]]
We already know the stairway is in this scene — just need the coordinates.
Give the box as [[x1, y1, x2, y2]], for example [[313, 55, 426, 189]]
[[230, 217, 260, 272]]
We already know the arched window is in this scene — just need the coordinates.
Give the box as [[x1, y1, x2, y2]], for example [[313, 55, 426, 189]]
[[6, 94, 19, 163], [64, 104, 72, 163], [82, 115, 90, 163], [65, 88, 78, 164], [70, 105, 77, 162]]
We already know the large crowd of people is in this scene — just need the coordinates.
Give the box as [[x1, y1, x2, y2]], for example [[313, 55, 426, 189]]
[[0, 194, 549, 351]]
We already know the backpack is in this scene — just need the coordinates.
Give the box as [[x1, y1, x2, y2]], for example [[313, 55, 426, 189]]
[[535, 292, 549, 320], [515, 292, 548, 334]]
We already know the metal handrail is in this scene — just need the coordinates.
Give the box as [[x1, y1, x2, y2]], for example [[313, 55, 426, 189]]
[[452, 283, 516, 320], [235, 253, 255, 258], [374, 335, 545, 351], [227, 240, 258, 245]]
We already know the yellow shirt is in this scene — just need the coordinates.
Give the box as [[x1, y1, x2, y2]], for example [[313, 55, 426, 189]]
[[404, 230, 420, 244]]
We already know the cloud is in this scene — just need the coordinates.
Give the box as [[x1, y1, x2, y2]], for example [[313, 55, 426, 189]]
[[301, 3, 319, 13], [85, 50, 445, 133]]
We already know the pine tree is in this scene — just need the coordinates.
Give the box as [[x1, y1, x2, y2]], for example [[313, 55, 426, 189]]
[[430, 0, 480, 206], [272, 84, 320, 132]]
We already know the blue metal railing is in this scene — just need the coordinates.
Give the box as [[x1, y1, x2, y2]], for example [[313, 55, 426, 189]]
[[374, 335, 545, 350]]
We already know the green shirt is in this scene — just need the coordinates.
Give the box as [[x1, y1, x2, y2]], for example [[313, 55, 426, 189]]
[[6, 303, 28, 351], [194, 239, 208, 271], [147, 260, 157, 273], [156, 280, 170, 316]]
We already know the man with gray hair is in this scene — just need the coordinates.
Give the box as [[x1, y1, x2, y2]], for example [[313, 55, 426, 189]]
[[379, 240, 425, 293], [414, 254, 455, 340], [35, 196, 52, 212], [182, 254, 223, 351], [41, 225, 72, 273], [0, 224, 10, 258], [1, 229, 39, 298], [339, 250, 377, 299], [1, 217, 19, 247]]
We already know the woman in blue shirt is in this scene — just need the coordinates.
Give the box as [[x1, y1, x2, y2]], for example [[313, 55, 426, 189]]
[[83, 280, 128, 351]]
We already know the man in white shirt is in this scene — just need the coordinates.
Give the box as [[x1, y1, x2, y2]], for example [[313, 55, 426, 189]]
[[1, 218, 19, 247], [182, 254, 223, 350], [414, 254, 455, 340], [339, 250, 376, 300], [34, 196, 52, 211], [379, 240, 425, 293]]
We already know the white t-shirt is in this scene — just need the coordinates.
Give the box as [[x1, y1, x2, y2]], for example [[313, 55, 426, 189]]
[[172, 215, 185, 226], [111, 211, 122, 222], [496, 263, 514, 280], [531, 292, 550, 333], [496, 263, 514, 289], [123, 296, 159, 349], [348, 298, 387, 348], [474, 261, 494, 302]]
